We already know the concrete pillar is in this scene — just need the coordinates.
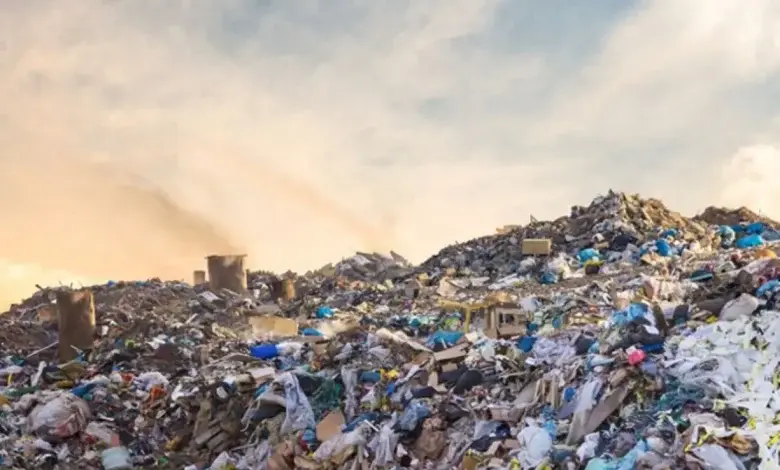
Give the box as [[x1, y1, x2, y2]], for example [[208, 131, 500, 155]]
[[206, 254, 247, 293], [57, 290, 96, 362], [193, 270, 207, 285]]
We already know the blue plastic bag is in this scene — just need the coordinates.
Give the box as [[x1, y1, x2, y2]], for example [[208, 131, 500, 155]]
[[426, 330, 463, 348], [748, 222, 766, 234], [655, 239, 672, 256], [736, 234, 765, 249], [757, 280, 780, 297], [578, 248, 600, 263], [397, 400, 430, 432], [540, 271, 558, 284], [316, 306, 334, 319], [517, 336, 537, 352], [611, 303, 649, 326]]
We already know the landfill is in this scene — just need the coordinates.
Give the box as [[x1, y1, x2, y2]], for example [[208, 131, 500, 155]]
[[3, 190, 780, 469]]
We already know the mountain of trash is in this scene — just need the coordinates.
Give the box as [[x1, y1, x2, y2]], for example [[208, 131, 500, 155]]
[[2, 190, 780, 469]]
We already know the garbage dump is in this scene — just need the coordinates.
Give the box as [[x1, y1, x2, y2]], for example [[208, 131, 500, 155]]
[[2, 190, 780, 468]]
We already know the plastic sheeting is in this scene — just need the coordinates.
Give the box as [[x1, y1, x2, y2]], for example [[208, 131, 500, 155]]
[[664, 311, 780, 467], [278, 373, 316, 434]]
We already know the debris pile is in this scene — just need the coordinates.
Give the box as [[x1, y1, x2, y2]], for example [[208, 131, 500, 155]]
[[420, 191, 712, 279], [1, 191, 780, 469], [695, 205, 779, 228]]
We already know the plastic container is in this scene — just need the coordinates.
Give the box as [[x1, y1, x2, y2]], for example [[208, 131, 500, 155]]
[[102, 447, 132, 469], [249, 344, 279, 359]]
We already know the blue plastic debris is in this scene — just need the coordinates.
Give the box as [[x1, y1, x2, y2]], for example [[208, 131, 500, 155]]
[[426, 330, 463, 348], [660, 228, 677, 239], [316, 306, 334, 319], [540, 271, 558, 284], [655, 238, 672, 256], [517, 336, 537, 352], [611, 303, 649, 326], [249, 344, 279, 359], [360, 371, 381, 383], [757, 280, 780, 297], [736, 234, 765, 248], [747, 222, 766, 234], [578, 248, 600, 263]]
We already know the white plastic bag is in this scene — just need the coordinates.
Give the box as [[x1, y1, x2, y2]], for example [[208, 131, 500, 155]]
[[27, 393, 91, 442], [577, 433, 600, 461], [313, 423, 368, 461], [278, 373, 315, 434], [719, 294, 759, 321], [341, 367, 359, 420], [370, 421, 399, 466], [516, 424, 552, 469]]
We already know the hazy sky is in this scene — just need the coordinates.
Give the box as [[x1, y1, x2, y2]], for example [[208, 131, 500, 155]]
[[1, 0, 780, 304]]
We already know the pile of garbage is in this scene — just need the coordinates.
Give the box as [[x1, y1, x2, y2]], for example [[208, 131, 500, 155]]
[[3, 191, 780, 469], [695, 206, 778, 229]]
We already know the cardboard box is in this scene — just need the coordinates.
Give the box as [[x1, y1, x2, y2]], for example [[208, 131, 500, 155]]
[[521, 238, 552, 255]]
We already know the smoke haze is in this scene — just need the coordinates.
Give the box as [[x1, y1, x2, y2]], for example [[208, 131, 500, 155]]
[[1, 0, 780, 307]]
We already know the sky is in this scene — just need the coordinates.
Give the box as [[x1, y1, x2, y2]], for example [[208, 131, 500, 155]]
[[1, 0, 780, 306]]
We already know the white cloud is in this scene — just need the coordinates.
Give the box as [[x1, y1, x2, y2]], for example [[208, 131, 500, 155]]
[[0, 0, 780, 306], [718, 144, 780, 215]]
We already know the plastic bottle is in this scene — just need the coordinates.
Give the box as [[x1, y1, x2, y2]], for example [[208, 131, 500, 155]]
[[102, 447, 132, 469]]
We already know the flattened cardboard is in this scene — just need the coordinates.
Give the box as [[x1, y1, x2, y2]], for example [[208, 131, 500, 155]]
[[433, 344, 468, 362], [316, 411, 345, 442], [521, 239, 552, 256], [497, 325, 526, 338], [250, 316, 298, 338]]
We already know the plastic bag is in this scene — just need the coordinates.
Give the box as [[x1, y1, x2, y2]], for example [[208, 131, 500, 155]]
[[236, 440, 270, 469], [313, 423, 368, 461], [396, 400, 430, 432], [516, 424, 552, 468], [133, 371, 169, 390], [736, 234, 764, 249], [341, 367, 359, 420], [473, 420, 502, 441], [719, 294, 759, 321], [616, 439, 648, 470], [278, 373, 316, 434], [655, 239, 672, 256], [546, 255, 572, 279], [426, 330, 463, 348], [27, 393, 91, 442], [370, 421, 399, 466], [577, 432, 600, 461], [692, 444, 743, 470], [578, 248, 600, 263], [585, 458, 618, 470]]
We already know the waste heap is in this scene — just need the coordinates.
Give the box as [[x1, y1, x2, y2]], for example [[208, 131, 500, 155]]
[[420, 191, 712, 280], [695, 206, 778, 228], [2, 191, 780, 469]]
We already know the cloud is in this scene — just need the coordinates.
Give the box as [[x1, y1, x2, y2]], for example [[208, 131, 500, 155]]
[[0, 0, 779, 306]]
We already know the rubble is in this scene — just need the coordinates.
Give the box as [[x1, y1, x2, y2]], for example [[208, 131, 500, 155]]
[[0, 190, 780, 468]]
